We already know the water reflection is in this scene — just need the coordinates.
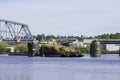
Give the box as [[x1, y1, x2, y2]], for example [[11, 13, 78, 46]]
[[0, 55, 120, 80], [0, 64, 31, 80]]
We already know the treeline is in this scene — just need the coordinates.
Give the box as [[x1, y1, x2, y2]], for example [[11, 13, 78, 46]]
[[95, 33, 120, 39], [35, 34, 83, 41], [35, 33, 120, 41], [0, 42, 28, 54]]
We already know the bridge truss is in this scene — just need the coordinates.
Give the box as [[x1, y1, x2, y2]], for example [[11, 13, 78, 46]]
[[0, 19, 34, 43]]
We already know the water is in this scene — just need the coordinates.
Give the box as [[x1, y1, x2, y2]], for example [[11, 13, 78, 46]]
[[0, 54, 120, 80]]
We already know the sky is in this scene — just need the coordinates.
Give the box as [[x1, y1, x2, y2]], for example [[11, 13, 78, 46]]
[[0, 0, 120, 36]]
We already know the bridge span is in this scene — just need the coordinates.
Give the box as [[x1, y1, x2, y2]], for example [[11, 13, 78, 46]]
[[99, 39, 120, 44], [0, 19, 34, 57], [0, 19, 34, 43]]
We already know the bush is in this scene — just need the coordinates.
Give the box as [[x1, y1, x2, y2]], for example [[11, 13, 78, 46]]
[[15, 43, 28, 54], [71, 44, 90, 54], [6, 48, 11, 53], [0, 42, 8, 54]]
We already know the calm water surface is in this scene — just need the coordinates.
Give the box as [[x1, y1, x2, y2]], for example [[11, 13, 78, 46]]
[[0, 54, 120, 80]]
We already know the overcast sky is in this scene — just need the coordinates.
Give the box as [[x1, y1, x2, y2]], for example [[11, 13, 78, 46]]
[[0, 0, 120, 36]]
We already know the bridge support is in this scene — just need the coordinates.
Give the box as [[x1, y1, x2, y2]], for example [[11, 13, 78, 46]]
[[28, 43, 34, 57], [90, 40, 101, 57]]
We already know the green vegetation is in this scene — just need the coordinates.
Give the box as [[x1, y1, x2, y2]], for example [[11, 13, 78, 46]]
[[95, 33, 120, 39], [36, 34, 83, 41], [36, 34, 46, 41], [79, 46, 90, 53], [15, 43, 28, 54], [71, 44, 90, 54], [35, 33, 120, 42], [0, 42, 8, 54]]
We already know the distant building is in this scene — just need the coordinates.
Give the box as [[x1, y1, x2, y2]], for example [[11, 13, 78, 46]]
[[104, 44, 119, 51]]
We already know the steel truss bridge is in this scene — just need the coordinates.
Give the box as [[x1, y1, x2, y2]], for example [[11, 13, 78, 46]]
[[0, 19, 35, 57], [0, 19, 34, 43]]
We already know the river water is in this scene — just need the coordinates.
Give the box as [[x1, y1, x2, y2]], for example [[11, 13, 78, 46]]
[[0, 54, 120, 80]]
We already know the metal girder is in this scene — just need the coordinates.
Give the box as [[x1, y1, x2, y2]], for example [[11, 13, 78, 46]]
[[98, 39, 120, 44], [0, 19, 34, 43], [100, 40, 120, 44]]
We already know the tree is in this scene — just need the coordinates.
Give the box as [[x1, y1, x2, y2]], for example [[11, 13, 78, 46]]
[[41, 34, 46, 41], [101, 34, 110, 39], [36, 34, 46, 41], [95, 33, 120, 39], [36, 35, 41, 41], [15, 43, 28, 54], [114, 33, 120, 39], [46, 35, 55, 40], [0, 42, 8, 54]]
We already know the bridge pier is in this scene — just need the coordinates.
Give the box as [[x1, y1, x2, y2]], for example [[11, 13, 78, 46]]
[[90, 40, 101, 57], [118, 45, 120, 57], [27, 43, 34, 57]]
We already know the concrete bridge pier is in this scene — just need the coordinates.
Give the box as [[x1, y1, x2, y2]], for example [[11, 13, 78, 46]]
[[28, 43, 34, 57], [90, 40, 101, 57]]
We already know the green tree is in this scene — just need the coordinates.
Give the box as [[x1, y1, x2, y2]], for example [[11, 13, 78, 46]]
[[46, 35, 55, 40], [15, 43, 28, 54], [41, 34, 46, 41], [0, 42, 8, 54], [36, 34, 46, 41], [95, 33, 120, 39], [36, 35, 42, 41], [114, 33, 120, 39]]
